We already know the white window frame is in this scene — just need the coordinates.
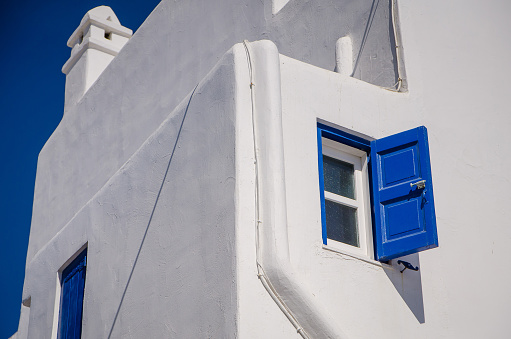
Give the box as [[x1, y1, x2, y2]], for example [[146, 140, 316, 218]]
[[321, 137, 374, 259]]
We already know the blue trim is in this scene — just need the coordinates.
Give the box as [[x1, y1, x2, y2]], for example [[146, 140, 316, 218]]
[[317, 126, 328, 244], [317, 124, 370, 245], [59, 249, 87, 339], [418, 126, 438, 250], [62, 251, 87, 284], [317, 123, 371, 152]]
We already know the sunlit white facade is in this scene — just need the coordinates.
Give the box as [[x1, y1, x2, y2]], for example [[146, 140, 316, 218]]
[[14, 1, 511, 338]]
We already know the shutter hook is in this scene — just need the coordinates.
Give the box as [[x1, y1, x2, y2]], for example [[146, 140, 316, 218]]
[[397, 260, 419, 273], [421, 188, 428, 204]]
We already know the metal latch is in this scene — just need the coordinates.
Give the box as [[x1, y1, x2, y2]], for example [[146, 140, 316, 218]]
[[397, 260, 419, 273], [410, 180, 426, 190]]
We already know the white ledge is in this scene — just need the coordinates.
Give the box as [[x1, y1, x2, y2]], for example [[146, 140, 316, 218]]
[[322, 244, 394, 269], [62, 36, 122, 74]]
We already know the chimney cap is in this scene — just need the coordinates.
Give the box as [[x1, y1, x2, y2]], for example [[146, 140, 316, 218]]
[[80, 6, 120, 26], [62, 6, 132, 75], [66, 6, 132, 48]]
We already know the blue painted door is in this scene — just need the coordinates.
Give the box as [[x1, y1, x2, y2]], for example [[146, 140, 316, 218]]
[[370, 127, 438, 261], [59, 250, 87, 339]]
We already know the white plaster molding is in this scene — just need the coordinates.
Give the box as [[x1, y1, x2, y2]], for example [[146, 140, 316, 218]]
[[62, 36, 123, 75], [245, 39, 347, 339]]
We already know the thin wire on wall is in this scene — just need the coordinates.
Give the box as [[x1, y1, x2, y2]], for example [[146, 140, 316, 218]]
[[352, 0, 404, 92], [242, 40, 310, 339]]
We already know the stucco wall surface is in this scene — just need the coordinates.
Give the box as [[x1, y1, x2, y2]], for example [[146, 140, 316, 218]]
[[396, 1, 511, 338], [21, 48, 239, 338], [267, 1, 511, 337], [27, 0, 398, 263], [278, 52, 427, 339], [21, 0, 511, 338]]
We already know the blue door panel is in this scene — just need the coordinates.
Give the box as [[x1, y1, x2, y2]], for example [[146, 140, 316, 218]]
[[371, 126, 438, 261], [380, 145, 419, 187], [59, 250, 87, 339], [385, 198, 422, 238]]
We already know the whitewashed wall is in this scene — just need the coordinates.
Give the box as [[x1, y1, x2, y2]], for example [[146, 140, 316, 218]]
[[17, 0, 511, 338], [397, 1, 511, 337], [21, 48, 241, 338], [25, 0, 397, 266], [253, 0, 511, 337]]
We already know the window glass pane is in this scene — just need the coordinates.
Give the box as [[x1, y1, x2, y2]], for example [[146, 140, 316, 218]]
[[325, 200, 359, 247], [323, 155, 355, 199]]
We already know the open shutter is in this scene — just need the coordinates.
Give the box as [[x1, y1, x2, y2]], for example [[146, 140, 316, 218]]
[[59, 250, 87, 339], [370, 126, 438, 261]]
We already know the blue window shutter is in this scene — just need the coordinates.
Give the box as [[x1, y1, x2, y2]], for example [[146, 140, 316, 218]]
[[59, 250, 87, 339], [370, 126, 438, 261]]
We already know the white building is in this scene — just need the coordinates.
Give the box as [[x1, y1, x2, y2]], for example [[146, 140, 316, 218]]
[[13, 1, 511, 338]]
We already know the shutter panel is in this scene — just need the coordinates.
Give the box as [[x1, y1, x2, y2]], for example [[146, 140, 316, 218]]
[[370, 126, 438, 261], [59, 250, 87, 339]]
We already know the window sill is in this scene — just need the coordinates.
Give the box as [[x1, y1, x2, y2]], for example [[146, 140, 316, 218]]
[[322, 244, 394, 270]]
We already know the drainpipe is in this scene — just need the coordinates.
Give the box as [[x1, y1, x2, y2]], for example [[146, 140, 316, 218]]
[[243, 40, 347, 339]]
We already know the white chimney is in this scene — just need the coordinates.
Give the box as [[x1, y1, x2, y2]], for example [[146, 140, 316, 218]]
[[62, 6, 132, 110]]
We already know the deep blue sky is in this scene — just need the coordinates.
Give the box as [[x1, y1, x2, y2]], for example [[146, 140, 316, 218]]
[[0, 1, 160, 337]]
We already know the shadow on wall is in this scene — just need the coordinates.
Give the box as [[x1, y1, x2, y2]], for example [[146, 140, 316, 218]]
[[267, 0, 398, 88], [383, 253, 425, 323], [106, 85, 198, 338]]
